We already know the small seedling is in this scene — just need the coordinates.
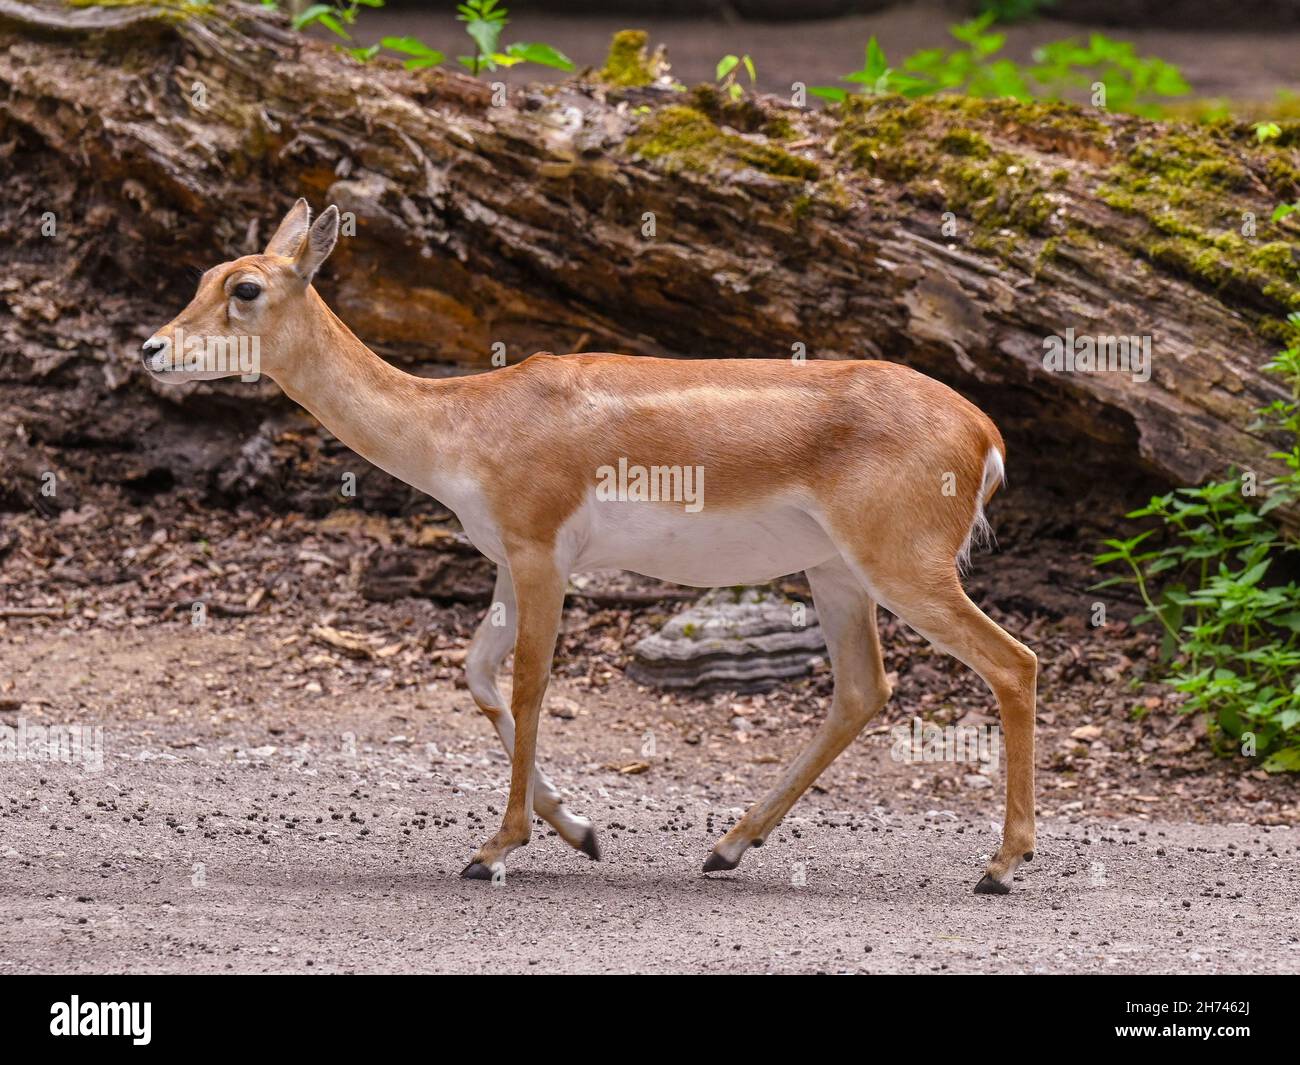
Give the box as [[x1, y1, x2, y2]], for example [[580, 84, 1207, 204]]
[[716, 54, 756, 102]]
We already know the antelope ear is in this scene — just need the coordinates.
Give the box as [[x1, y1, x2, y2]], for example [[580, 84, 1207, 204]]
[[264, 198, 311, 257], [294, 205, 339, 283]]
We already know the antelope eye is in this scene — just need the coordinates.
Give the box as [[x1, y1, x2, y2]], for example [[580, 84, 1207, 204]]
[[233, 281, 262, 302]]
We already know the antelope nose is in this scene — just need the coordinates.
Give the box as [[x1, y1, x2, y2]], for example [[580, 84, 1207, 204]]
[[141, 339, 166, 368]]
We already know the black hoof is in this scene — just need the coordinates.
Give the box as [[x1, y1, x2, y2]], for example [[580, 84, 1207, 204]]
[[579, 827, 601, 861], [461, 861, 494, 881], [974, 873, 1010, 895], [703, 850, 739, 873], [1023, 850, 1034, 861]]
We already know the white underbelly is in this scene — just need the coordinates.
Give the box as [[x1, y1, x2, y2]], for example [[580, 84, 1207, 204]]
[[568, 496, 838, 586]]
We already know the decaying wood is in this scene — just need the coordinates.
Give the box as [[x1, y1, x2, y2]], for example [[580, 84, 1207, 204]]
[[0, 605, 67, 618], [360, 545, 495, 603], [1, 0, 1298, 522]]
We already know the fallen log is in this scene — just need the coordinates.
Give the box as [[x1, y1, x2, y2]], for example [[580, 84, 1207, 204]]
[[1, 1, 1298, 523]]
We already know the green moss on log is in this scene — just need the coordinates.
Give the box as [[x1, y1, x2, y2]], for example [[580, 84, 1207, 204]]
[[833, 97, 1056, 237], [938, 129, 992, 158], [600, 30, 655, 88], [1099, 124, 1300, 311], [68, 0, 211, 12], [622, 83, 1296, 315], [686, 84, 798, 142], [628, 105, 820, 182], [823, 95, 1298, 313]]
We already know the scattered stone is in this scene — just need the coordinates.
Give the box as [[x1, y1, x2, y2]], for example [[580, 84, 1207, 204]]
[[548, 696, 579, 720]]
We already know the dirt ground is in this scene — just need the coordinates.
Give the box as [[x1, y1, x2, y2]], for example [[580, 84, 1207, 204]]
[[1, 494, 1297, 974], [1, 623, 1297, 974]]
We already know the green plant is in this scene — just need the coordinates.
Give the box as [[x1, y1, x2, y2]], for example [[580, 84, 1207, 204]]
[[277, 0, 571, 73], [716, 53, 756, 102], [1096, 314, 1300, 772], [455, 0, 573, 75], [381, 35, 445, 70], [278, 0, 422, 64], [1029, 33, 1189, 117], [809, 37, 929, 102], [811, 15, 1189, 117], [291, 0, 387, 60], [292, 0, 376, 39], [1274, 203, 1299, 223], [1254, 120, 1283, 144], [900, 15, 1034, 99]]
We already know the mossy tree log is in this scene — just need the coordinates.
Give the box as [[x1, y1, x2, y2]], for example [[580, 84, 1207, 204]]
[[1, 2, 1298, 518]]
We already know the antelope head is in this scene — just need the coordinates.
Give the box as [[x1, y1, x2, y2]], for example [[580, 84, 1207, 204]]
[[140, 199, 339, 384]]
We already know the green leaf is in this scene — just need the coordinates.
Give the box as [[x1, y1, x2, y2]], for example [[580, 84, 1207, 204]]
[[466, 18, 503, 61], [506, 41, 575, 71], [317, 12, 349, 40], [1254, 121, 1282, 144], [1238, 559, 1272, 587], [292, 3, 334, 30], [1219, 704, 1244, 737], [716, 54, 740, 80], [949, 13, 998, 48], [863, 36, 888, 80], [382, 35, 444, 61], [1262, 746, 1300, 772]]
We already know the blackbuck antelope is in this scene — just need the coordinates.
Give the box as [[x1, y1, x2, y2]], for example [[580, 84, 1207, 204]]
[[143, 200, 1037, 893]]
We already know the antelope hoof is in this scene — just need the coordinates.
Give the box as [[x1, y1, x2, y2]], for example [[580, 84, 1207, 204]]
[[579, 826, 601, 861], [702, 850, 740, 873], [973, 873, 1010, 895], [461, 861, 495, 881]]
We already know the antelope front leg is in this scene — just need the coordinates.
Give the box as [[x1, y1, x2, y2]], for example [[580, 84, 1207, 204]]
[[466, 566, 599, 859], [462, 548, 567, 881]]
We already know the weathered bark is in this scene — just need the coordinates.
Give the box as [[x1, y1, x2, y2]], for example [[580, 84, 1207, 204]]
[[1, 1, 1298, 520]]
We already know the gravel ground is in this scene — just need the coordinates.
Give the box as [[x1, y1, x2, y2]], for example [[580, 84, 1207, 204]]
[[2, 625, 1297, 975]]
